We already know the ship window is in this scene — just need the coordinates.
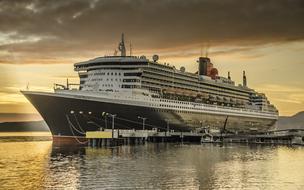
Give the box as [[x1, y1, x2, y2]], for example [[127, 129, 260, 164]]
[[111, 73, 113, 75], [124, 72, 142, 77], [123, 79, 140, 83]]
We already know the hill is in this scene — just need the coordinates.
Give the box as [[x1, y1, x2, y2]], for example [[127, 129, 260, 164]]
[[0, 120, 49, 132], [0, 113, 42, 122], [277, 111, 304, 130]]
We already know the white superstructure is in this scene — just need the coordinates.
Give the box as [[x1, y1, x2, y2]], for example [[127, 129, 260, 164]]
[[50, 34, 278, 132]]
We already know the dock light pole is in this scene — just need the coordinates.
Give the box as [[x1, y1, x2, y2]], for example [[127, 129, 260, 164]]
[[138, 116, 147, 130], [165, 119, 170, 136], [110, 114, 117, 138], [102, 112, 109, 129], [102, 112, 117, 138]]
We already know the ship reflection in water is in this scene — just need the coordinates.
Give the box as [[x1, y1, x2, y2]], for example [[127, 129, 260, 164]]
[[0, 135, 304, 189]]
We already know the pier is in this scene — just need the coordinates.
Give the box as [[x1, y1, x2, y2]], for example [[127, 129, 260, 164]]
[[205, 129, 304, 145], [86, 129, 304, 147], [86, 129, 202, 147]]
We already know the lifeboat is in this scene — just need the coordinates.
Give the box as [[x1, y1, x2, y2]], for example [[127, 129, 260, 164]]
[[209, 95, 217, 101], [217, 96, 224, 102], [236, 99, 243, 104], [200, 93, 209, 99], [224, 97, 230, 103], [230, 98, 236, 104]]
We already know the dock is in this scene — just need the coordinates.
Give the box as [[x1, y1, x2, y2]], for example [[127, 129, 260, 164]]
[[86, 129, 201, 147], [86, 128, 304, 147], [213, 129, 304, 145]]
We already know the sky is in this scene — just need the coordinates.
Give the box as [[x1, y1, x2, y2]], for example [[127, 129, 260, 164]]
[[0, 0, 304, 117]]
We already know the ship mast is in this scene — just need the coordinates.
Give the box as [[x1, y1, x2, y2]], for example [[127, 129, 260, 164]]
[[118, 33, 126, 56], [243, 71, 247, 87]]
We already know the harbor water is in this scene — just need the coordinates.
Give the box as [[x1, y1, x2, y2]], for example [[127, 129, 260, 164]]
[[0, 132, 304, 189]]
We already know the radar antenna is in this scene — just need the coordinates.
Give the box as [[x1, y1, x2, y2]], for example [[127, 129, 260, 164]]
[[66, 78, 69, 90], [130, 41, 132, 56], [243, 71, 247, 87], [118, 33, 126, 56]]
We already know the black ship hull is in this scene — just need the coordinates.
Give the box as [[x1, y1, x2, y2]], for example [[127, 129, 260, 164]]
[[22, 91, 277, 139]]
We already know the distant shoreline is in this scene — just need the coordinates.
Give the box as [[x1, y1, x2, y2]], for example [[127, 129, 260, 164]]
[[0, 120, 50, 132], [0, 113, 42, 123]]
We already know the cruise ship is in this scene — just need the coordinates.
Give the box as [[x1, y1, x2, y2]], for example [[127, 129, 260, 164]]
[[22, 34, 278, 141]]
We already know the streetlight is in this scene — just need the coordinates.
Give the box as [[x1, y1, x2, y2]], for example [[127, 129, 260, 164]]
[[103, 114, 108, 129], [138, 116, 147, 130], [102, 112, 117, 138], [165, 119, 170, 136]]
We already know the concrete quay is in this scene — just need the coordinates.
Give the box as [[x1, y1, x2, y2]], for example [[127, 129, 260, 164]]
[[86, 129, 304, 147]]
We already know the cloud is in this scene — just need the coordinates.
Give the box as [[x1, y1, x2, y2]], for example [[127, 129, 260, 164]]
[[256, 84, 304, 93], [255, 84, 304, 115], [274, 98, 302, 104], [0, 0, 303, 64]]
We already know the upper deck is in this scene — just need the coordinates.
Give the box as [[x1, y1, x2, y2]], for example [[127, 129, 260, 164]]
[[68, 34, 278, 114], [75, 56, 149, 67], [74, 55, 252, 94]]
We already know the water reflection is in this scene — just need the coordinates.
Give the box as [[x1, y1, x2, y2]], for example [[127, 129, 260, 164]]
[[0, 141, 52, 189], [0, 139, 304, 189]]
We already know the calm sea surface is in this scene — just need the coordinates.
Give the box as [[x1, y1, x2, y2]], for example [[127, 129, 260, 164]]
[[0, 132, 304, 190]]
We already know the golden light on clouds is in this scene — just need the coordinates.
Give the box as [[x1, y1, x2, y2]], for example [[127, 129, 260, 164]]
[[0, 0, 304, 116], [255, 84, 304, 116]]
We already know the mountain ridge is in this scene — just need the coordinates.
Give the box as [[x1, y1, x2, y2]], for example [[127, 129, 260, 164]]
[[0, 120, 49, 132], [277, 111, 304, 130]]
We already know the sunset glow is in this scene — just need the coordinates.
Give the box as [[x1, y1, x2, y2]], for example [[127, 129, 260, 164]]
[[0, 0, 303, 116]]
